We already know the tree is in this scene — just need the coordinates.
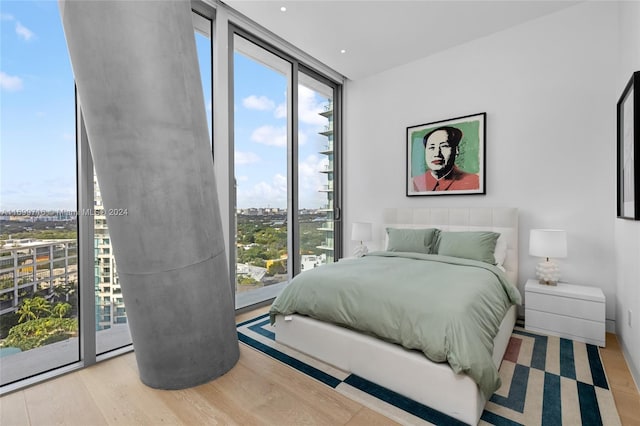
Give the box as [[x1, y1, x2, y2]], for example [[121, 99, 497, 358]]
[[237, 275, 259, 285], [16, 298, 37, 323], [52, 302, 71, 318], [2, 299, 76, 351], [1, 317, 77, 351], [31, 297, 52, 319], [52, 282, 75, 303], [267, 259, 286, 275], [16, 297, 51, 323]]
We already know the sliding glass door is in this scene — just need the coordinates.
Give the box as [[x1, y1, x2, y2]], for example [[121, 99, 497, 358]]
[[232, 31, 341, 308], [233, 34, 291, 305]]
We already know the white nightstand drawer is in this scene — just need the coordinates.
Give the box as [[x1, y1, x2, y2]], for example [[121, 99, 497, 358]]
[[524, 279, 606, 347], [526, 291, 605, 322], [525, 309, 605, 346]]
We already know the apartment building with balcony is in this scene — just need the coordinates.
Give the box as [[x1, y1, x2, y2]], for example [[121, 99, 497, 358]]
[[316, 101, 335, 263], [93, 178, 127, 330]]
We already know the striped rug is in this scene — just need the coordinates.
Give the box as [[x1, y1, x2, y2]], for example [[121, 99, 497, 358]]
[[237, 315, 621, 425]]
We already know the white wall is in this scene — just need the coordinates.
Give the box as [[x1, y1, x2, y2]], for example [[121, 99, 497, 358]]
[[344, 2, 619, 323], [614, 0, 640, 390]]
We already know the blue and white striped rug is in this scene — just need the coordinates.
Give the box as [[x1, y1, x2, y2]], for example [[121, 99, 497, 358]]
[[237, 314, 621, 425]]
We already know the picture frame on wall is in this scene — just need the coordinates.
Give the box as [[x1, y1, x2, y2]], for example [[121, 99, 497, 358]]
[[407, 112, 486, 196], [617, 71, 640, 220]]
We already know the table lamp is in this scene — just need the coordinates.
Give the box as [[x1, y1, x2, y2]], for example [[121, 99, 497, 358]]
[[529, 229, 567, 285], [351, 222, 372, 258]]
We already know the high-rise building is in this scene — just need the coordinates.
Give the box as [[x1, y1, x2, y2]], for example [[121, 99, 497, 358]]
[[317, 101, 334, 263], [93, 177, 127, 330]]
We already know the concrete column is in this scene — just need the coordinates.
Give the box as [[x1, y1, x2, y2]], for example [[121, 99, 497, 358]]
[[59, 0, 239, 389]]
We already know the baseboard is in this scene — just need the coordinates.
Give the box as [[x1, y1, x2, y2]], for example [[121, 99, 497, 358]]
[[606, 318, 616, 333], [620, 337, 640, 393]]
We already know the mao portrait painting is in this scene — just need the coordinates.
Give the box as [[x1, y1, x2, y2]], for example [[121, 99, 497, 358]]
[[406, 112, 486, 196]]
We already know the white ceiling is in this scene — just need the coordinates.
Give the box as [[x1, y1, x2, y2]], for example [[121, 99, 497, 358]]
[[223, 0, 579, 81]]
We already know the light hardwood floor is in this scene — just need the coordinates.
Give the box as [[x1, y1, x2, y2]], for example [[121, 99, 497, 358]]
[[1, 307, 639, 426], [599, 333, 640, 426]]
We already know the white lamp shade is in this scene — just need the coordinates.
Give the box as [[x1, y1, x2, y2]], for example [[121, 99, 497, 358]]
[[351, 222, 372, 242], [529, 229, 567, 258]]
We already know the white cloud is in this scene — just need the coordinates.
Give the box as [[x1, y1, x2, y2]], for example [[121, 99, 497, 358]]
[[272, 86, 329, 124], [251, 125, 287, 147], [237, 173, 288, 208], [247, 126, 307, 147], [243, 95, 275, 111], [235, 151, 260, 165], [1, 13, 15, 21], [206, 100, 212, 112], [274, 102, 287, 119], [16, 22, 35, 41], [298, 85, 329, 126], [0, 71, 23, 91], [235, 157, 331, 209], [299, 155, 329, 188], [298, 154, 330, 208]]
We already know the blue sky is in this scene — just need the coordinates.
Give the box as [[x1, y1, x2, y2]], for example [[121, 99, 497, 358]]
[[1, 0, 76, 211], [234, 52, 330, 209], [1, 1, 331, 212]]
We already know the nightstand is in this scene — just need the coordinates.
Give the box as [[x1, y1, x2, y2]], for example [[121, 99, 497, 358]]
[[525, 279, 605, 347]]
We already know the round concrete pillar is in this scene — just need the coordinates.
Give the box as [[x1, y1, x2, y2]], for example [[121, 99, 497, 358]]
[[59, 0, 239, 388]]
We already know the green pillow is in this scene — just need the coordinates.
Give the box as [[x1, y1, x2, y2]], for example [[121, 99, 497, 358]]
[[436, 231, 500, 264], [386, 228, 440, 254]]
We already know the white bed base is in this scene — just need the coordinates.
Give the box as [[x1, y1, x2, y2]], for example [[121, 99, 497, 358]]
[[274, 306, 516, 425], [274, 207, 519, 425]]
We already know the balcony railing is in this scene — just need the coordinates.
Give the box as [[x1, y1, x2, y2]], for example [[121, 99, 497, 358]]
[[319, 143, 333, 153]]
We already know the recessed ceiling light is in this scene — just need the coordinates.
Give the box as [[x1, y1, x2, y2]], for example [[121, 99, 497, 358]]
[[340, 49, 346, 54], [280, 6, 287, 12]]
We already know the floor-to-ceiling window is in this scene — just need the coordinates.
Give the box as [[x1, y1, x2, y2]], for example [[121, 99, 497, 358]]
[[0, 1, 79, 385], [232, 30, 342, 308], [233, 34, 291, 305]]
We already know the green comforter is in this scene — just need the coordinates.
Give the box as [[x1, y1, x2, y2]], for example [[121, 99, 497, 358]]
[[269, 251, 522, 398]]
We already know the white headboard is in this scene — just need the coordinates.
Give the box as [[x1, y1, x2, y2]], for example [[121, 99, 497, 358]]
[[383, 207, 519, 287]]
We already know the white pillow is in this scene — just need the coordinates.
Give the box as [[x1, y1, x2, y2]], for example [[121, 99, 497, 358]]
[[494, 233, 507, 266]]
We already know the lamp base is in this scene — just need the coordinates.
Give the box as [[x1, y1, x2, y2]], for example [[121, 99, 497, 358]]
[[353, 244, 368, 258], [536, 260, 560, 286]]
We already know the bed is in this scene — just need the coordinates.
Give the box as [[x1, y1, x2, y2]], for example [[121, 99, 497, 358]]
[[270, 207, 520, 425]]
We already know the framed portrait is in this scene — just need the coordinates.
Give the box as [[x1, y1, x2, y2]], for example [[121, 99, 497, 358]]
[[407, 112, 486, 196], [617, 71, 640, 220]]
